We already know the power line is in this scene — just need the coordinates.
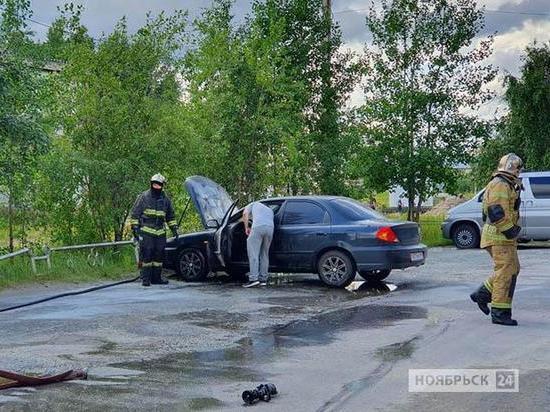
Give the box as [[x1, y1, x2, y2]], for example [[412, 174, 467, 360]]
[[28, 18, 51, 29], [333, 7, 550, 17]]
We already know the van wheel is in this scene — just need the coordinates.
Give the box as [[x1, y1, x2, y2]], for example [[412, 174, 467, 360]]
[[317, 250, 356, 288], [453, 223, 480, 249], [176, 248, 208, 281]]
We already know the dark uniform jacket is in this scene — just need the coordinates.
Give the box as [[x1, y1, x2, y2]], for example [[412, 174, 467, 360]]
[[129, 190, 177, 236]]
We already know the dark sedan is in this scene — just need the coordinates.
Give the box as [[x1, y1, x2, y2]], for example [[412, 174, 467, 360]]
[[164, 176, 427, 288]]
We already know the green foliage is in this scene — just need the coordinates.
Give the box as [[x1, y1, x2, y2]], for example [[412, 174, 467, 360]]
[[354, 0, 495, 221], [0, 0, 49, 251], [506, 43, 550, 170], [385, 212, 452, 246], [41, 9, 189, 242], [183, 0, 357, 201], [474, 42, 550, 183], [0, 247, 137, 290]]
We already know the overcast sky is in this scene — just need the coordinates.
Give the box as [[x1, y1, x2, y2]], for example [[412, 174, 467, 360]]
[[29, 0, 550, 115]]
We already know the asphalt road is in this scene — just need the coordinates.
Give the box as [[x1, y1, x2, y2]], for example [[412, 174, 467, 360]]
[[1, 246, 549, 411]]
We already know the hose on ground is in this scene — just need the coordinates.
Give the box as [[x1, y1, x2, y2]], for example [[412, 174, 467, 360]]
[[0, 276, 140, 313]]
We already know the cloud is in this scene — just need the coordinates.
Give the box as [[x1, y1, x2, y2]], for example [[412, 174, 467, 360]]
[[30, 0, 252, 40], [488, 18, 550, 76]]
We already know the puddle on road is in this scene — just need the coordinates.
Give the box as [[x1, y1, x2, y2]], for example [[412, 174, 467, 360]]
[[88, 366, 145, 379], [375, 337, 418, 362], [346, 281, 397, 293], [114, 304, 426, 387], [258, 280, 397, 308], [157, 310, 251, 331]]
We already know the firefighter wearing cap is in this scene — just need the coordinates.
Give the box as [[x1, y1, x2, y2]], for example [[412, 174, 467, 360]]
[[470, 153, 523, 326], [129, 174, 178, 286]]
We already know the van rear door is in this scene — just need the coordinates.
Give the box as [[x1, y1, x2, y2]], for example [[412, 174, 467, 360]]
[[522, 176, 550, 240]]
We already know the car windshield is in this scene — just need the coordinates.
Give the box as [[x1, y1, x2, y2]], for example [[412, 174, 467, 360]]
[[331, 198, 388, 221]]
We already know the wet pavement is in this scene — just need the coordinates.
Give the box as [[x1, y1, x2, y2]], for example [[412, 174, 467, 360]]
[[1, 247, 550, 411]]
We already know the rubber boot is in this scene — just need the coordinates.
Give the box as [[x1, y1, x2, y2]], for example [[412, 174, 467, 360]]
[[141, 267, 151, 287], [491, 308, 518, 326], [470, 284, 491, 315], [151, 267, 169, 285]]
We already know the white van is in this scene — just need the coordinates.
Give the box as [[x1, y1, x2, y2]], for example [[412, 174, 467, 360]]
[[442, 172, 550, 248]]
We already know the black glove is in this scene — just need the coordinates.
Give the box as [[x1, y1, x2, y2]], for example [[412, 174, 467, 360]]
[[132, 226, 140, 243], [171, 226, 179, 239], [502, 225, 521, 240]]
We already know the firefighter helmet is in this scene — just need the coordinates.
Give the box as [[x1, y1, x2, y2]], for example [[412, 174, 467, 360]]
[[150, 173, 167, 185], [497, 153, 523, 177]]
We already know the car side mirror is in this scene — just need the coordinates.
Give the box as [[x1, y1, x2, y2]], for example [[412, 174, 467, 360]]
[[206, 219, 220, 229]]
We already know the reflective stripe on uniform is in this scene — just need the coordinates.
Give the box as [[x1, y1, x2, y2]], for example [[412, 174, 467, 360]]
[[491, 302, 512, 309], [144, 209, 166, 217], [167, 220, 177, 227], [484, 280, 493, 292], [142, 262, 154, 267], [129, 219, 139, 225], [141, 226, 166, 236], [151, 261, 163, 267]]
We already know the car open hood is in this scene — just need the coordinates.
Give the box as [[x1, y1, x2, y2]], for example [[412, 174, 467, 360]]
[[184, 176, 235, 229]]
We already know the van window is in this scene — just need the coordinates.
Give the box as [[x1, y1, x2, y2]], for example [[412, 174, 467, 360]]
[[529, 177, 550, 199], [477, 190, 485, 202]]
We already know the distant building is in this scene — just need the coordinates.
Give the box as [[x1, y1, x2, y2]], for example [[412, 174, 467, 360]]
[[389, 187, 434, 208]]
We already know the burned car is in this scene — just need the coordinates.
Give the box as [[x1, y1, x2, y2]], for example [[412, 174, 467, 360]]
[[164, 176, 427, 288]]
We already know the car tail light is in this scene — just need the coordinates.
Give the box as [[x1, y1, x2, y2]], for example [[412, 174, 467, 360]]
[[376, 226, 399, 243]]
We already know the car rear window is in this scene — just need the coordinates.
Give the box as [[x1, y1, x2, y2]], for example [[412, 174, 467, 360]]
[[529, 177, 550, 199], [282, 201, 327, 225], [331, 198, 387, 221]]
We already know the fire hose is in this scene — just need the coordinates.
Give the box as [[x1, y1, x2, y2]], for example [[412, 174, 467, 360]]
[[0, 276, 140, 313]]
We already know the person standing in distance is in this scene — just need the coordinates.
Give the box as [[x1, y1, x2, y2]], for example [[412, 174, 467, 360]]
[[470, 153, 523, 326], [129, 174, 178, 287], [242, 201, 274, 288]]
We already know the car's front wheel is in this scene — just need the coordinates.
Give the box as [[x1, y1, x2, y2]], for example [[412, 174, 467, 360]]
[[359, 269, 391, 282], [176, 248, 208, 281], [317, 250, 356, 288], [452, 223, 480, 249]]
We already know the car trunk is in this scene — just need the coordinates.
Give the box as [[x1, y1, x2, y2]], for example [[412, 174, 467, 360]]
[[391, 222, 421, 245]]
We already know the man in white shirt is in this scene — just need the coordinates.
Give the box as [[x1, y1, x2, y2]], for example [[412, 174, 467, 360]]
[[242, 202, 274, 288]]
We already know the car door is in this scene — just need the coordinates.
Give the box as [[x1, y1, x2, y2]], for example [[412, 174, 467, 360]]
[[273, 200, 331, 271], [522, 176, 550, 240], [213, 201, 238, 268]]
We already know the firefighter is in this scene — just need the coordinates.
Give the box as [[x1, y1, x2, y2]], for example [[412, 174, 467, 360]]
[[129, 174, 178, 287], [470, 153, 523, 326]]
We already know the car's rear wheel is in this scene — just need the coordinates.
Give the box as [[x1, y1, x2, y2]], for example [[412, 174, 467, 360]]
[[359, 269, 391, 282], [452, 223, 480, 249], [176, 248, 208, 281], [317, 250, 356, 288]]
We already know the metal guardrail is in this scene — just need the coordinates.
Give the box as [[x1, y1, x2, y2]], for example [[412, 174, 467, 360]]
[[48, 240, 134, 252], [0, 248, 31, 261], [0, 241, 139, 274]]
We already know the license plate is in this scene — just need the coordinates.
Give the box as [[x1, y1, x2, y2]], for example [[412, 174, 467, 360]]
[[410, 252, 424, 262]]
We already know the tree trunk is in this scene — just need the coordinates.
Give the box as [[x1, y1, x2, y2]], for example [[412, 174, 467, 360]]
[[8, 185, 14, 253], [114, 217, 123, 242], [407, 187, 415, 222], [414, 198, 423, 223]]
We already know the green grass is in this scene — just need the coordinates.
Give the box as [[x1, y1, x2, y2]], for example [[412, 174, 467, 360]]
[[385, 213, 452, 247], [0, 246, 138, 291]]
